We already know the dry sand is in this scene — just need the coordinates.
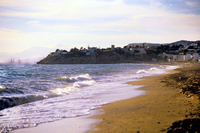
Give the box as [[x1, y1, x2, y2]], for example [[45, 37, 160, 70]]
[[90, 66, 200, 133]]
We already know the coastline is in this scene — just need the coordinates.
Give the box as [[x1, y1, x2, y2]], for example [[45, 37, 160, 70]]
[[10, 64, 200, 133], [12, 109, 100, 133], [90, 64, 200, 132]]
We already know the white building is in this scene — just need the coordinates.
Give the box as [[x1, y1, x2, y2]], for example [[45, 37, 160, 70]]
[[166, 54, 185, 62], [166, 52, 199, 62], [55, 49, 62, 55], [185, 54, 192, 61], [193, 53, 199, 61], [62, 52, 68, 55], [130, 47, 146, 55], [111, 45, 115, 51], [88, 47, 97, 52], [171, 55, 185, 62]]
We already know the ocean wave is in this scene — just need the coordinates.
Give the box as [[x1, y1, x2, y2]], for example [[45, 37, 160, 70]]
[[50, 80, 96, 95], [50, 74, 96, 95], [68, 74, 93, 82], [0, 64, 179, 132], [136, 70, 148, 74], [149, 67, 159, 70], [0, 94, 53, 110], [54, 74, 93, 82], [0, 87, 24, 95]]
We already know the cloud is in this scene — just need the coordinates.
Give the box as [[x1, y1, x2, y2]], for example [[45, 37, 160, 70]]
[[26, 20, 40, 24], [186, 1, 200, 7], [0, 0, 156, 21], [0, 0, 199, 54]]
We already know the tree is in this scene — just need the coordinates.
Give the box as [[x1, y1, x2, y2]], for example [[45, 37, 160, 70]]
[[123, 46, 128, 49], [55, 49, 60, 52], [134, 50, 140, 53], [197, 43, 200, 48], [70, 47, 79, 53], [188, 46, 195, 49]]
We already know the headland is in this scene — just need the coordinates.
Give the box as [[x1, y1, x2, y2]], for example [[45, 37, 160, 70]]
[[37, 40, 200, 64]]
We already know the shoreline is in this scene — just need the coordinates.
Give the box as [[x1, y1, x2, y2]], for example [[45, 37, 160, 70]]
[[12, 109, 101, 133], [90, 64, 200, 132], [10, 65, 178, 133], [10, 64, 199, 133]]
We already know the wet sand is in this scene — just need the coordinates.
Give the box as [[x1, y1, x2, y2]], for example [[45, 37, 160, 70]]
[[12, 110, 100, 133], [90, 65, 200, 133]]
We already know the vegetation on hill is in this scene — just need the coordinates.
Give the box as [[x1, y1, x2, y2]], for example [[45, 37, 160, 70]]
[[37, 40, 200, 64]]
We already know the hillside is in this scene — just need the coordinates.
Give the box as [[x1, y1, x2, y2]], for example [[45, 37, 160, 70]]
[[37, 40, 200, 64], [37, 51, 150, 64], [127, 40, 200, 48]]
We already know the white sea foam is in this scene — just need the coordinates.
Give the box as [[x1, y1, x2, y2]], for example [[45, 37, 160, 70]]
[[136, 70, 148, 74], [149, 67, 158, 70], [0, 85, 4, 89], [166, 65, 179, 70], [68, 74, 92, 82], [50, 74, 96, 95], [0, 64, 179, 132]]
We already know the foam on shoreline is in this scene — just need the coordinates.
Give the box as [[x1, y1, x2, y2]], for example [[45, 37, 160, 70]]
[[12, 84, 146, 133], [12, 110, 100, 133], [89, 64, 200, 133], [11, 65, 179, 133]]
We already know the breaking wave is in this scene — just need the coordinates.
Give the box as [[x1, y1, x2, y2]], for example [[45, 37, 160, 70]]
[[0, 64, 178, 132], [0, 94, 54, 110], [136, 70, 148, 74], [50, 74, 96, 95], [149, 67, 159, 70]]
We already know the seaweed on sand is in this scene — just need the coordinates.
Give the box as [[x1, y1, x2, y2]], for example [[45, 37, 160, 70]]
[[164, 65, 200, 132]]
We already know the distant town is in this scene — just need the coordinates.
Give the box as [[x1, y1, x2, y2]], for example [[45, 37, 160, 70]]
[[37, 40, 200, 64]]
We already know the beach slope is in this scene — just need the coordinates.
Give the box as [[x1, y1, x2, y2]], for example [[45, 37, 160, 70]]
[[90, 64, 200, 133]]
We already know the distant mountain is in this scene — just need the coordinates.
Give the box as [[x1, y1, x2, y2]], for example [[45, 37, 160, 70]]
[[127, 40, 200, 47], [0, 47, 55, 64], [170, 40, 200, 46], [0, 52, 12, 63]]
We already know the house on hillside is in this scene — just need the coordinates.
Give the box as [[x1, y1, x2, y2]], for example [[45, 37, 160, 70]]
[[124, 46, 129, 53], [80, 49, 87, 53], [86, 47, 97, 55], [193, 53, 199, 61], [167, 54, 185, 62], [55, 49, 62, 55], [168, 45, 180, 54], [111, 45, 115, 51], [166, 53, 200, 62], [88, 47, 97, 52], [185, 54, 192, 61], [187, 49, 197, 54], [130, 47, 146, 56], [54, 49, 68, 55], [62, 51, 68, 55]]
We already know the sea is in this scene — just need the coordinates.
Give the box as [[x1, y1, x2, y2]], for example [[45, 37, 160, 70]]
[[0, 64, 177, 132]]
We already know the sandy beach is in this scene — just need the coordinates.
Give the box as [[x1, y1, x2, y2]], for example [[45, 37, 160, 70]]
[[90, 64, 200, 133], [11, 64, 200, 133]]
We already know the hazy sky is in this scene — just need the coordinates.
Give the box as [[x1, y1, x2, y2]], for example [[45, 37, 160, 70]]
[[0, 0, 200, 54]]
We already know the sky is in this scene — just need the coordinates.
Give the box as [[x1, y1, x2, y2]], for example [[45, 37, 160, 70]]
[[0, 0, 200, 54]]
